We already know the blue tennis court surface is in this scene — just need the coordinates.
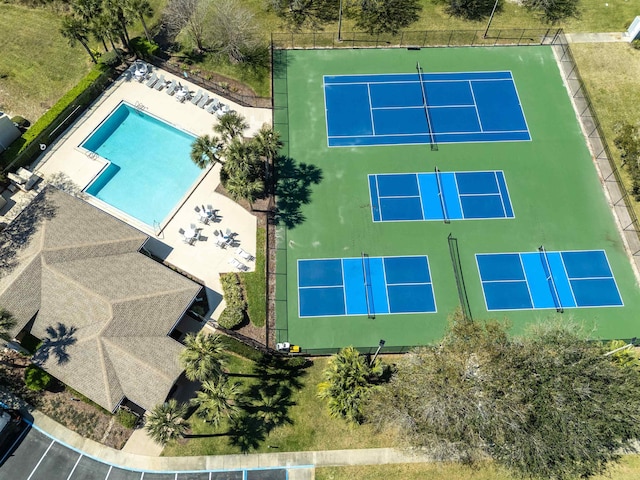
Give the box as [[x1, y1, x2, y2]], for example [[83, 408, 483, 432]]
[[369, 170, 514, 222], [476, 250, 623, 311], [298, 255, 436, 317], [324, 71, 530, 147]]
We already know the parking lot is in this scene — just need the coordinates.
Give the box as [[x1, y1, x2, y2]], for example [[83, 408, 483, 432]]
[[0, 427, 288, 480]]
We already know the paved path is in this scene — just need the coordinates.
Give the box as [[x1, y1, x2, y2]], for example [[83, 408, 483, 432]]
[[565, 32, 628, 43]]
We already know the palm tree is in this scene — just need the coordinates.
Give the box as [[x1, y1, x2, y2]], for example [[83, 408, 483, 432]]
[[125, 0, 154, 42], [92, 13, 116, 52], [317, 346, 379, 423], [214, 111, 249, 145], [180, 333, 226, 382], [145, 399, 189, 445], [190, 135, 223, 169], [225, 175, 264, 209], [252, 124, 283, 163], [191, 377, 240, 427], [223, 138, 261, 177], [60, 16, 97, 63], [104, 0, 131, 47]]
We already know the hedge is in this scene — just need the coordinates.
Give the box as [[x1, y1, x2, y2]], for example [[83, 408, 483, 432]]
[[24, 364, 52, 391], [0, 64, 113, 170], [218, 335, 264, 362], [218, 273, 247, 329]]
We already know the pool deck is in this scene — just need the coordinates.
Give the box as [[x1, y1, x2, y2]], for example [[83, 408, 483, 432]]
[[30, 65, 272, 320]]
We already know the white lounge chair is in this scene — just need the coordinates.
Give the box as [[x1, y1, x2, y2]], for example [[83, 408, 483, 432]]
[[154, 75, 166, 91], [191, 89, 203, 105], [197, 94, 210, 109], [214, 237, 227, 248], [229, 258, 249, 271], [145, 73, 158, 88], [236, 247, 255, 262], [166, 80, 177, 95]]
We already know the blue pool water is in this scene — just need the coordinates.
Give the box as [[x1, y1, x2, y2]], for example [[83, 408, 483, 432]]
[[83, 102, 202, 226]]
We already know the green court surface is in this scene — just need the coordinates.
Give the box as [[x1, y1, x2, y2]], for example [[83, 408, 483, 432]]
[[273, 46, 640, 352]]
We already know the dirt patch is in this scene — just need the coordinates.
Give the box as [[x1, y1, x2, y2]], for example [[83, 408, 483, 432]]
[[0, 350, 133, 449]]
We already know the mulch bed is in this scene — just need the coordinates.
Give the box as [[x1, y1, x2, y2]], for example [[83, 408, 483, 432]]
[[0, 350, 133, 449]]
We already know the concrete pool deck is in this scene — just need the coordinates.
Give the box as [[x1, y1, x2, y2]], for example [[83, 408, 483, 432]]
[[31, 65, 272, 320]]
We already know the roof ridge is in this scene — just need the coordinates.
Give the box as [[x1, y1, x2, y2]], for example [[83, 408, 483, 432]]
[[42, 236, 146, 257], [97, 338, 118, 411], [109, 284, 200, 304]]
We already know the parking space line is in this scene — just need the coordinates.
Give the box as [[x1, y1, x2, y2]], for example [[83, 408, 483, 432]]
[[26, 439, 55, 480], [104, 465, 113, 479], [65, 454, 83, 480]]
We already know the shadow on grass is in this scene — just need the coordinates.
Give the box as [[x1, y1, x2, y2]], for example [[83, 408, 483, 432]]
[[274, 156, 323, 229], [225, 356, 311, 452]]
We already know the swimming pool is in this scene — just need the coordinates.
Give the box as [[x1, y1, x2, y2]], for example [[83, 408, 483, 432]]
[[83, 102, 202, 227]]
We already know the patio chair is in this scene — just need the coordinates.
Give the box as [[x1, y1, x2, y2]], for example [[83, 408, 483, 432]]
[[197, 94, 210, 109], [166, 80, 178, 95], [191, 89, 203, 105], [215, 237, 227, 249], [236, 247, 255, 262], [145, 73, 158, 88], [229, 258, 249, 272], [154, 75, 166, 91]]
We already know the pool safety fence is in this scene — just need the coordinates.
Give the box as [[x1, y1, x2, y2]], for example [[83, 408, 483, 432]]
[[271, 28, 561, 50]]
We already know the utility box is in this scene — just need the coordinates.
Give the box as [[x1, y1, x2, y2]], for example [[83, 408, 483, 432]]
[[624, 16, 640, 43], [0, 114, 20, 154]]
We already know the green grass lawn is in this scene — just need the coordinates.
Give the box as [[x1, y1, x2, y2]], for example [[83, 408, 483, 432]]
[[274, 46, 640, 352], [241, 226, 267, 326], [0, 5, 91, 122], [317, 455, 640, 480], [161, 355, 391, 456]]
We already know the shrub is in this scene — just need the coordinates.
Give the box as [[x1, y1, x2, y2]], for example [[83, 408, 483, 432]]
[[10, 116, 29, 129], [24, 365, 52, 391], [218, 334, 264, 362], [0, 64, 112, 169], [218, 273, 247, 329], [116, 409, 138, 429], [632, 39, 640, 50], [99, 49, 124, 68], [129, 37, 160, 59]]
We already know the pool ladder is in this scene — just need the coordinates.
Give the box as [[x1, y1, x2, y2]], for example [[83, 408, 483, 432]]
[[134, 101, 147, 112]]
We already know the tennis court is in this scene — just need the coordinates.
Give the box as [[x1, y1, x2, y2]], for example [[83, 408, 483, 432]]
[[477, 249, 623, 311], [368, 170, 514, 222], [298, 255, 435, 317], [324, 70, 530, 147]]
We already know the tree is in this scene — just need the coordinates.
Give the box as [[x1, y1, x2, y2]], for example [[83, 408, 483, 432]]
[[223, 138, 261, 178], [145, 399, 189, 445], [614, 123, 640, 199], [214, 111, 249, 145], [125, 0, 154, 42], [252, 124, 283, 163], [442, 0, 502, 21], [355, 0, 422, 35], [366, 315, 640, 479], [191, 134, 223, 169], [179, 332, 226, 382], [60, 16, 97, 64], [191, 376, 241, 427], [522, 0, 579, 23], [0, 309, 16, 340], [205, 0, 262, 64], [268, 0, 339, 31], [317, 346, 382, 423], [225, 175, 264, 208], [163, 0, 208, 52], [104, 0, 132, 47]]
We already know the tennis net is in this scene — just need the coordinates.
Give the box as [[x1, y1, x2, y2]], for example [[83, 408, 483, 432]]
[[361, 252, 375, 319], [538, 246, 563, 313], [416, 61, 437, 151], [435, 166, 450, 224]]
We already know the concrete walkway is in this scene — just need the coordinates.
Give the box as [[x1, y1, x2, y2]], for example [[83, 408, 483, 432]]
[[565, 32, 628, 43]]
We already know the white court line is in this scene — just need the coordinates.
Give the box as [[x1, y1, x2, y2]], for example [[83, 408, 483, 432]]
[[494, 171, 508, 217], [370, 104, 476, 110], [341, 258, 348, 315], [518, 254, 535, 309], [452, 172, 464, 219], [469, 81, 484, 132], [458, 192, 501, 197], [329, 128, 530, 139], [65, 454, 83, 480], [414, 173, 426, 221], [27, 439, 56, 480], [375, 175, 383, 220], [380, 257, 390, 315], [377, 194, 421, 199], [558, 252, 581, 307], [104, 465, 113, 479], [325, 78, 515, 86], [367, 83, 376, 136], [298, 285, 344, 290]]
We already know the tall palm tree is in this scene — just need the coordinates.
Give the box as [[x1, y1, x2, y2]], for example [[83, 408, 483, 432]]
[[223, 138, 260, 178], [317, 346, 379, 423], [225, 175, 264, 209], [104, 0, 131, 47], [60, 16, 97, 63], [190, 135, 223, 169], [145, 399, 189, 445], [180, 333, 226, 382], [191, 377, 240, 427], [252, 124, 283, 163], [125, 0, 154, 42], [214, 111, 249, 145]]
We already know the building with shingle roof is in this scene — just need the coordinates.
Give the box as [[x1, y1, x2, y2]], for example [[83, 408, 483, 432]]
[[0, 187, 201, 412]]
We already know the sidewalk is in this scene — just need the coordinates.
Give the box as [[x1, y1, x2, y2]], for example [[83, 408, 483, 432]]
[[565, 32, 627, 43]]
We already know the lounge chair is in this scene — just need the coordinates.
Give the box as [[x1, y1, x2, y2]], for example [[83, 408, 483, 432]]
[[197, 94, 210, 109], [214, 238, 227, 249], [206, 101, 218, 114], [145, 73, 158, 88], [236, 248, 255, 262], [191, 89, 203, 105], [229, 258, 249, 271], [166, 80, 177, 95], [154, 75, 166, 91]]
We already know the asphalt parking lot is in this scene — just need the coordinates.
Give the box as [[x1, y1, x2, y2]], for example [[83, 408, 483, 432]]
[[0, 427, 288, 480]]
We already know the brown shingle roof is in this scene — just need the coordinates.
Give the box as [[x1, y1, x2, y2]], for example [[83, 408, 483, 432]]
[[0, 188, 200, 411]]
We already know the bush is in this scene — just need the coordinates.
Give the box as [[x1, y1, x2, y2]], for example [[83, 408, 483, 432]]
[[24, 365, 51, 391], [129, 37, 160, 59], [632, 39, 640, 50], [0, 64, 112, 169], [99, 49, 124, 68], [218, 273, 247, 329], [10, 116, 29, 129], [116, 409, 138, 429], [218, 334, 264, 362]]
